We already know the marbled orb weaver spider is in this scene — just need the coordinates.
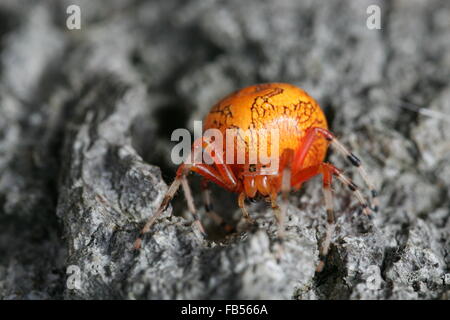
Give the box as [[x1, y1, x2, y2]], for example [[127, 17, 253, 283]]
[[135, 83, 379, 272]]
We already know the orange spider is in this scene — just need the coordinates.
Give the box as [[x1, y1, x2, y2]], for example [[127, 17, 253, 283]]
[[135, 83, 378, 271]]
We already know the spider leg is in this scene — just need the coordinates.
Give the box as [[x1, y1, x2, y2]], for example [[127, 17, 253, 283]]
[[287, 126, 375, 271], [322, 129, 379, 212], [317, 163, 335, 272], [202, 137, 238, 188], [134, 161, 230, 249], [327, 163, 371, 215], [290, 162, 370, 271], [277, 149, 294, 239], [293, 161, 369, 215], [203, 137, 251, 229], [289, 163, 335, 271], [180, 173, 207, 237], [201, 179, 235, 233], [291, 164, 321, 188], [134, 171, 183, 250], [293, 127, 378, 212], [238, 192, 254, 224]]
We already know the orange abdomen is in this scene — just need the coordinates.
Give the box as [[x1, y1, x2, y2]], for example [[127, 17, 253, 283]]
[[203, 83, 329, 173]]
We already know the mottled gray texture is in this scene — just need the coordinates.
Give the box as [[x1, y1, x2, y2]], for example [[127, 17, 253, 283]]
[[0, 0, 448, 300]]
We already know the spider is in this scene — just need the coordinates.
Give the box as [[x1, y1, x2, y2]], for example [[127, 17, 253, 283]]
[[134, 83, 378, 271]]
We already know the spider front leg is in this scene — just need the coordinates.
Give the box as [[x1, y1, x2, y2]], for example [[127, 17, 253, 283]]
[[133, 164, 203, 249], [180, 168, 207, 236], [134, 146, 238, 249]]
